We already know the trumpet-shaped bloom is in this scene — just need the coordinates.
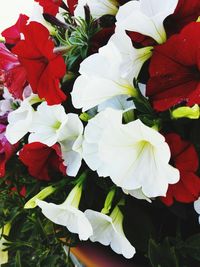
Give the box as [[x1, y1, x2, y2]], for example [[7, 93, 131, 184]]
[[36, 183, 93, 240], [116, 0, 178, 44], [5, 94, 41, 144], [85, 206, 135, 259], [74, 0, 118, 19], [71, 30, 151, 111], [83, 108, 179, 197]]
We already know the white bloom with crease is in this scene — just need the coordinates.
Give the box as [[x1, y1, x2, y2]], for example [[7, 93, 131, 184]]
[[59, 114, 84, 177], [85, 206, 135, 259], [71, 30, 151, 111], [116, 0, 179, 44], [36, 183, 93, 240], [83, 108, 179, 198], [28, 102, 70, 146], [83, 108, 122, 177], [74, 0, 119, 19], [5, 94, 41, 144]]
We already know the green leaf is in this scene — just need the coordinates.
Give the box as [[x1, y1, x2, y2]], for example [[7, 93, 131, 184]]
[[183, 233, 200, 261], [15, 251, 22, 267], [148, 238, 179, 267]]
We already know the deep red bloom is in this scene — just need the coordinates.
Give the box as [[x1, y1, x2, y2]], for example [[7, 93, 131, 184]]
[[0, 44, 27, 99], [147, 22, 200, 111], [161, 133, 200, 206], [1, 14, 29, 45], [0, 124, 18, 177], [165, 0, 200, 36], [12, 22, 66, 105], [35, 0, 62, 15], [19, 142, 66, 181]]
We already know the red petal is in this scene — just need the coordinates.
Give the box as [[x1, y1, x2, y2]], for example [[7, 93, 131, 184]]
[[1, 14, 29, 45]]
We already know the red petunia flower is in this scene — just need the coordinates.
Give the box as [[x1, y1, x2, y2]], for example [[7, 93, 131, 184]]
[[19, 142, 66, 181], [35, 0, 62, 15], [0, 124, 18, 177], [147, 22, 200, 111], [0, 44, 27, 99], [161, 133, 200, 206], [1, 14, 29, 45], [12, 22, 66, 105]]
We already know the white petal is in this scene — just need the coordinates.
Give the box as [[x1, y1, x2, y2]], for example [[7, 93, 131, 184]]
[[60, 139, 83, 177], [110, 231, 135, 259], [6, 101, 34, 144], [85, 210, 113, 245]]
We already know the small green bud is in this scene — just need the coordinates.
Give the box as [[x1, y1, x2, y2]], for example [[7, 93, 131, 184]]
[[171, 105, 200, 119], [79, 112, 92, 122], [101, 188, 116, 215], [24, 186, 56, 209]]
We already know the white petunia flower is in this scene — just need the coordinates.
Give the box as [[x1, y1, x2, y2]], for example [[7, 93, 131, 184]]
[[36, 182, 93, 241], [28, 102, 70, 146], [0, 223, 11, 265], [5, 94, 41, 144], [71, 30, 151, 112], [116, 0, 179, 44], [74, 0, 119, 19], [194, 197, 200, 224], [85, 206, 135, 259], [83, 108, 179, 198], [29, 102, 84, 176]]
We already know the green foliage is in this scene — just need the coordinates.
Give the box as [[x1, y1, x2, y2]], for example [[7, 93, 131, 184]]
[[148, 238, 179, 267]]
